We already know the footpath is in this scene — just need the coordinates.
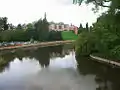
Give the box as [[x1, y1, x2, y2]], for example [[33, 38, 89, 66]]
[[0, 40, 75, 51], [90, 55, 120, 68]]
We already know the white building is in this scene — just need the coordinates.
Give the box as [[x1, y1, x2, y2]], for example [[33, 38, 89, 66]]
[[49, 22, 70, 31]]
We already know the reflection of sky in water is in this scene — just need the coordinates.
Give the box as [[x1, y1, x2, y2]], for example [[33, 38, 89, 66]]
[[0, 50, 99, 90], [49, 52, 77, 69], [0, 58, 40, 82], [0, 44, 116, 90], [0, 52, 76, 81]]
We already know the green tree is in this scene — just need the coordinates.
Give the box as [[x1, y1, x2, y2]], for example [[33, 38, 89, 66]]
[[86, 22, 89, 31], [74, 0, 120, 59], [0, 17, 8, 31], [8, 24, 14, 30], [78, 23, 83, 34], [34, 13, 49, 41], [16, 24, 22, 30], [79, 23, 83, 28], [26, 23, 34, 30], [73, 0, 111, 8]]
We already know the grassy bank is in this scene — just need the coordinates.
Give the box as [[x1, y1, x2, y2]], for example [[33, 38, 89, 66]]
[[61, 31, 78, 40]]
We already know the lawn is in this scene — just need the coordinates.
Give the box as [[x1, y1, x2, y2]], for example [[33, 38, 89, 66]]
[[61, 31, 78, 40]]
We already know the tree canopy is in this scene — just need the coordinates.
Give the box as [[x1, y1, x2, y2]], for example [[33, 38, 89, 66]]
[[0, 17, 8, 31], [75, 0, 120, 60], [73, 0, 120, 13]]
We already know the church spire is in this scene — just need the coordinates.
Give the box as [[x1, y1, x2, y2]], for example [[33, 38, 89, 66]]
[[44, 12, 46, 19]]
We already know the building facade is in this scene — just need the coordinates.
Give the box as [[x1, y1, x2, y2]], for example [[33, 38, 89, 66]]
[[49, 22, 78, 34]]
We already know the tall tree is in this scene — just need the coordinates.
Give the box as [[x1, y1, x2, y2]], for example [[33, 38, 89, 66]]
[[34, 13, 49, 41], [86, 22, 89, 31], [0, 17, 8, 31], [8, 24, 13, 30], [78, 23, 83, 34], [79, 23, 83, 29], [42, 12, 49, 41], [16, 24, 22, 30]]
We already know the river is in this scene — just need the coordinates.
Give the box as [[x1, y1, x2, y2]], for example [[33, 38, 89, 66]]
[[0, 44, 120, 90]]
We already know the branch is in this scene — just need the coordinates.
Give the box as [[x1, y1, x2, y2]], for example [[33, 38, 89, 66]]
[[94, 0, 110, 8], [104, 0, 110, 2]]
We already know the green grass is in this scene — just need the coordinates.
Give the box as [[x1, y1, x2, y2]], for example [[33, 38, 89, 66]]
[[61, 31, 78, 40]]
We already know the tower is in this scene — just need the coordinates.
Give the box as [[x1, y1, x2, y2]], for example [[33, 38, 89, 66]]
[[44, 12, 47, 20]]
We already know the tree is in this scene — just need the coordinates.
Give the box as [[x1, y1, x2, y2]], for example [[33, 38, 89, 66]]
[[78, 23, 83, 34], [79, 23, 83, 28], [86, 22, 89, 31], [34, 13, 49, 41], [26, 23, 34, 30], [73, 0, 120, 14], [8, 24, 14, 30], [0, 17, 8, 31], [48, 31, 63, 41], [3, 17, 8, 30], [16, 24, 22, 30], [73, 0, 111, 7], [74, 0, 120, 59], [42, 12, 49, 41]]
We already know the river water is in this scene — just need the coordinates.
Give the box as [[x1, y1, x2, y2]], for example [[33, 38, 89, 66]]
[[0, 44, 120, 90]]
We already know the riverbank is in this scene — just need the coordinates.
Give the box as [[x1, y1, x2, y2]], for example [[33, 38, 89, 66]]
[[90, 55, 120, 68], [0, 40, 75, 51]]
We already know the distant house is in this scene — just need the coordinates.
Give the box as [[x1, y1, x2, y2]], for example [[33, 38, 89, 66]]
[[49, 22, 69, 31], [49, 22, 78, 34]]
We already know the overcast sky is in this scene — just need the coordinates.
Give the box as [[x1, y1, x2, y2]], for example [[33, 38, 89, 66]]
[[0, 0, 105, 26]]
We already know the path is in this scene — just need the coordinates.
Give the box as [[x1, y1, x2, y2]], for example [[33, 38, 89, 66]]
[[0, 40, 74, 51], [90, 55, 120, 67]]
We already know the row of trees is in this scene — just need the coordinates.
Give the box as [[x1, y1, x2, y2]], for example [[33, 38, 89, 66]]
[[75, 0, 120, 60], [0, 13, 63, 42], [78, 23, 90, 34]]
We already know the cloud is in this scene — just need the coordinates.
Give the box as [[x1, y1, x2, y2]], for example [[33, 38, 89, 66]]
[[55, 0, 73, 5], [0, 0, 100, 26]]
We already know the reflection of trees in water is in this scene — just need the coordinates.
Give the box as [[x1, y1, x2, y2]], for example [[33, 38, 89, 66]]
[[33, 47, 50, 68], [0, 44, 74, 72], [49, 45, 64, 58], [0, 53, 15, 72], [76, 56, 120, 90]]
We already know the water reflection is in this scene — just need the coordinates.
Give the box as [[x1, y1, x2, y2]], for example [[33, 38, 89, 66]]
[[0, 44, 73, 73], [76, 56, 120, 90], [0, 44, 78, 90], [0, 44, 120, 90]]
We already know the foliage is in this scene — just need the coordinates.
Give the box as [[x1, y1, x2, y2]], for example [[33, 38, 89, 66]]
[[16, 24, 23, 30], [48, 31, 63, 41], [0, 30, 30, 41], [78, 23, 83, 34], [74, 0, 120, 60], [73, 0, 111, 8], [0, 13, 64, 42], [75, 32, 96, 56], [34, 13, 49, 41], [75, 12, 120, 59], [110, 45, 120, 59], [86, 23, 89, 31], [0, 13, 77, 42], [0, 17, 8, 31]]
